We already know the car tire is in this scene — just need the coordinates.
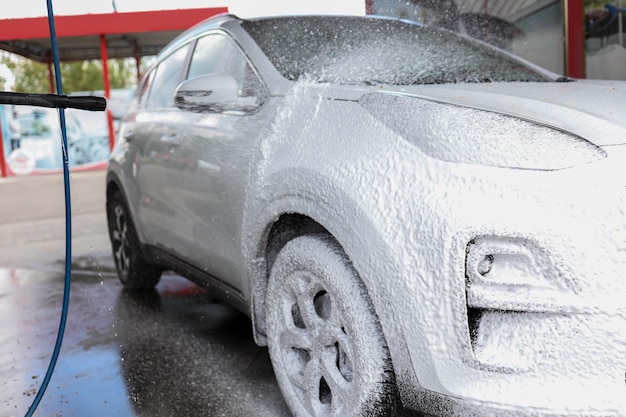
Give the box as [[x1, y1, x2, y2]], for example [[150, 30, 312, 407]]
[[107, 190, 162, 291], [266, 234, 398, 417]]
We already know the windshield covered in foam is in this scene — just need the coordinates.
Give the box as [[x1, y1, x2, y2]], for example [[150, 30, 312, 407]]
[[242, 16, 551, 85]]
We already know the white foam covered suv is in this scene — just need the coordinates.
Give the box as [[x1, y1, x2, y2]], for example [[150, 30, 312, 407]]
[[106, 13, 626, 417]]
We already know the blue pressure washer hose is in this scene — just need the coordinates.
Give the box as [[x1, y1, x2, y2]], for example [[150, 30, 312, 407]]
[[25, 1, 73, 415]]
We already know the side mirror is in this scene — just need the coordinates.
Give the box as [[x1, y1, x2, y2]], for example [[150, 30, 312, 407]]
[[174, 74, 258, 113]]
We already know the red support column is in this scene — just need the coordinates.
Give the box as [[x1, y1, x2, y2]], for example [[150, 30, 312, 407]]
[[564, 0, 585, 78], [100, 34, 115, 151]]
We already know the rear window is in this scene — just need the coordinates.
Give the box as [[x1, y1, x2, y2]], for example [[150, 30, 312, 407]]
[[242, 16, 550, 85]]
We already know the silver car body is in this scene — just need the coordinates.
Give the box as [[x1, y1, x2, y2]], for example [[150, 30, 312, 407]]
[[107, 14, 626, 417]]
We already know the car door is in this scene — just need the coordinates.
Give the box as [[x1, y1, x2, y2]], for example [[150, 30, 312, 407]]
[[156, 32, 272, 289], [131, 43, 194, 251]]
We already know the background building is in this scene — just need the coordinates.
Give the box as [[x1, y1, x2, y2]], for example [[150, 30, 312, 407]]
[[370, 0, 626, 80]]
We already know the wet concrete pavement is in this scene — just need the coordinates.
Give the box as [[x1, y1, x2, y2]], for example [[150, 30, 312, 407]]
[[1, 269, 291, 417], [0, 170, 291, 417]]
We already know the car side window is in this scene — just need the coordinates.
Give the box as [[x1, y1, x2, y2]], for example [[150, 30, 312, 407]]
[[187, 34, 229, 79], [145, 44, 191, 109], [187, 33, 266, 103]]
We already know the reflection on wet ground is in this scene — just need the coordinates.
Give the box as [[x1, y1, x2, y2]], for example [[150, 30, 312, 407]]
[[0, 264, 290, 417]]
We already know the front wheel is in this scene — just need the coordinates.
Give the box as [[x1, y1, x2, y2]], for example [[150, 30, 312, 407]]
[[106, 190, 162, 291], [266, 235, 398, 417]]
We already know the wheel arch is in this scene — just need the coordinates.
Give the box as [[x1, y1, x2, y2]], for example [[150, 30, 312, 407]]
[[105, 169, 148, 245], [105, 171, 123, 203], [244, 173, 417, 399]]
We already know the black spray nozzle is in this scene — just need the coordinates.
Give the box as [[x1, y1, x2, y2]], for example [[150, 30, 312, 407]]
[[0, 91, 106, 112]]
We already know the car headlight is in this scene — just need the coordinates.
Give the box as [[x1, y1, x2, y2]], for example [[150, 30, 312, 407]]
[[359, 92, 606, 170]]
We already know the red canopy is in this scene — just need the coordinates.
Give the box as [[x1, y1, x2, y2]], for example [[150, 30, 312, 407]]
[[0, 7, 228, 62]]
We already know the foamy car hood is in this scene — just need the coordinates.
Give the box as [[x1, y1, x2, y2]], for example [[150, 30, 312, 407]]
[[388, 79, 626, 147]]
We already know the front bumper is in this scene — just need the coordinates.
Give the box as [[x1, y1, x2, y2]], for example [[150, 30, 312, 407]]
[[395, 152, 626, 417]]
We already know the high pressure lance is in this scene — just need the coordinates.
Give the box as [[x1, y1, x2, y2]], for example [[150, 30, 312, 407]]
[[0, 91, 106, 112]]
